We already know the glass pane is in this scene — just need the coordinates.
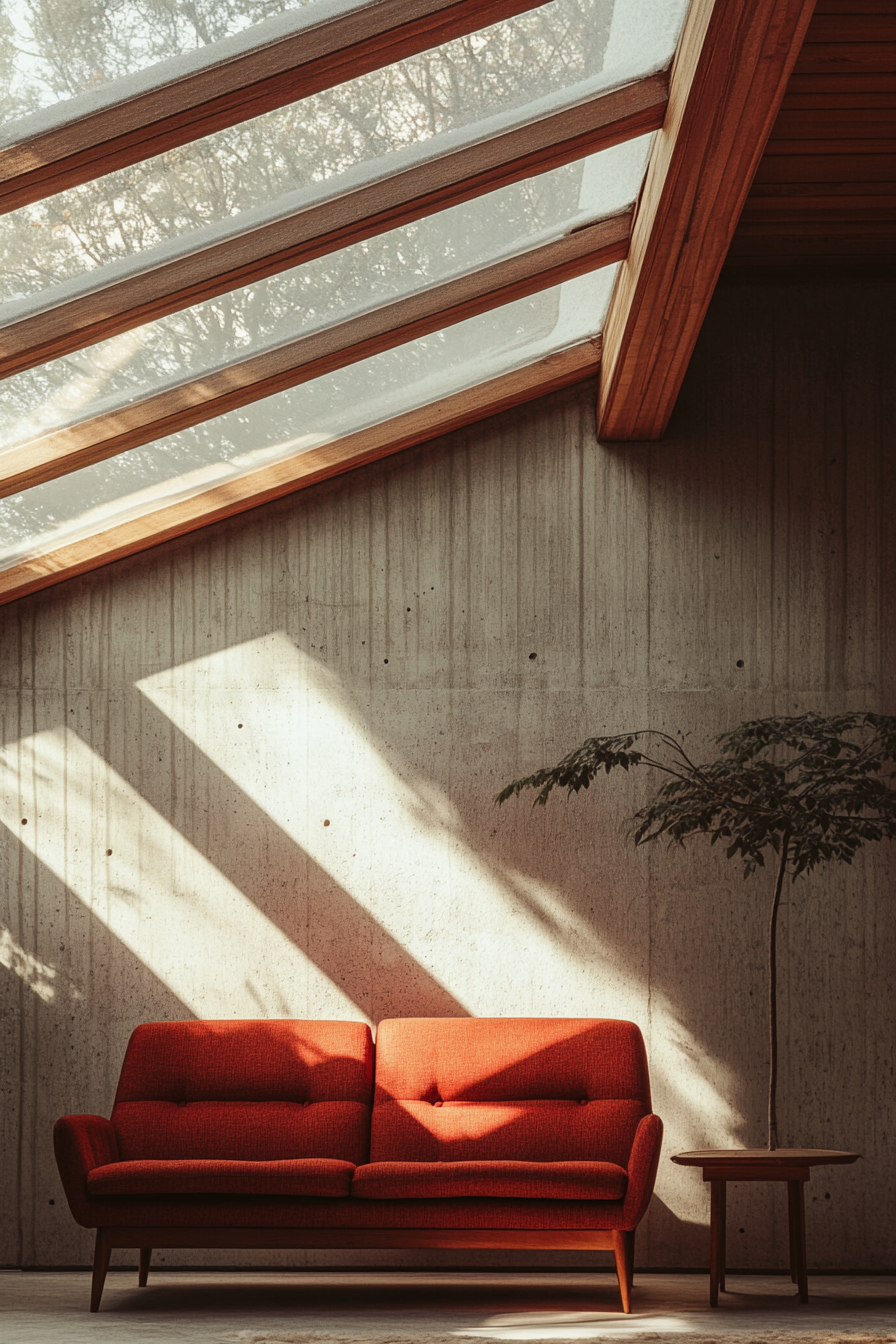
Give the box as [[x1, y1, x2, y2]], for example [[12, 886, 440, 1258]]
[[1, 0, 336, 122], [0, 267, 615, 567], [0, 135, 650, 448], [0, 0, 687, 307]]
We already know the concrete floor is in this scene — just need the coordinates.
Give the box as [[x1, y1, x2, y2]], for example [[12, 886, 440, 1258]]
[[2, 1271, 893, 1344]]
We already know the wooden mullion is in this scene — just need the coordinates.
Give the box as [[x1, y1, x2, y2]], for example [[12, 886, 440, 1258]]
[[0, 339, 601, 609], [0, 212, 629, 497], [0, 0, 548, 215], [0, 73, 666, 381], [597, 0, 820, 441]]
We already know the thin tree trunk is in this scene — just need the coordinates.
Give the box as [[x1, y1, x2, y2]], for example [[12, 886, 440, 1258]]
[[767, 833, 791, 1151]]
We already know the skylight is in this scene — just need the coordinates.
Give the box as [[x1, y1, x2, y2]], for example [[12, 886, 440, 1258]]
[[0, 0, 697, 602]]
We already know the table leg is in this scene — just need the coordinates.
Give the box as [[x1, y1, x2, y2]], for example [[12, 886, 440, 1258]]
[[787, 1182, 798, 1282], [709, 1179, 726, 1306], [787, 1180, 808, 1303]]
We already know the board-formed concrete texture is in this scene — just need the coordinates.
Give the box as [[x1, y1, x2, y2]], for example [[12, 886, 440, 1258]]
[[1, 276, 894, 1272]]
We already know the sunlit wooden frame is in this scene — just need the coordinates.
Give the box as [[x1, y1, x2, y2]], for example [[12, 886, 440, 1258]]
[[0, 74, 667, 379], [0, 213, 630, 498], [0, 340, 601, 608], [0, 0, 549, 215]]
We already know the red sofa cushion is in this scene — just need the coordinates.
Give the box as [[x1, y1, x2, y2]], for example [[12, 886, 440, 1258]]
[[114, 1020, 373, 1103], [371, 1019, 650, 1165], [88, 1158, 354, 1198], [113, 1100, 370, 1163], [352, 1160, 628, 1200], [369, 1098, 645, 1167], [111, 1021, 373, 1165]]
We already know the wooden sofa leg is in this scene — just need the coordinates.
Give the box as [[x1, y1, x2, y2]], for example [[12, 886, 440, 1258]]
[[612, 1230, 633, 1314], [138, 1247, 152, 1286], [90, 1230, 111, 1313]]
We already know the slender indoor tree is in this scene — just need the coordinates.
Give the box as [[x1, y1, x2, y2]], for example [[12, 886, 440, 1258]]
[[497, 712, 896, 1150]]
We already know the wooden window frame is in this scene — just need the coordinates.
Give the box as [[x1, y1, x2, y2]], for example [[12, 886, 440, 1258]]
[[0, 212, 631, 497], [0, 0, 832, 607], [0, 339, 601, 608], [0, 0, 550, 216], [597, 0, 820, 440], [0, 72, 667, 379]]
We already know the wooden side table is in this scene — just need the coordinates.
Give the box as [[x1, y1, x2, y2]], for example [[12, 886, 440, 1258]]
[[670, 1149, 860, 1306]]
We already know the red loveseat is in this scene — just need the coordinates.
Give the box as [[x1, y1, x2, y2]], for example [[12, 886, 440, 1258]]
[[54, 1016, 663, 1313]]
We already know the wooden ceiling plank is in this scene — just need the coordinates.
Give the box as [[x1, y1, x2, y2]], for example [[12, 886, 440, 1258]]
[[0, 339, 600, 609], [753, 152, 895, 182], [0, 212, 630, 498], [0, 1, 548, 215], [739, 197, 896, 221], [597, 0, 819, 442], [781, 91, 896, 108], [813, 1, 896, 14], [764, 135, 896, 151], [0, 73, 666, 382], [794, 41, 896, 73], [802, 15, 896, 42], [771, 108, 896, 134], [749, 178, 896, 196], [788, 72, 896, 92]]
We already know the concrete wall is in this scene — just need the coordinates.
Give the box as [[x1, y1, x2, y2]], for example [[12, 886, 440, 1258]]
[[2, 275, 894, 1271]]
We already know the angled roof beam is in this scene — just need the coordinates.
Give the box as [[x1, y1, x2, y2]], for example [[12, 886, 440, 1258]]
[[0, 0, 547, 216], [597, 0, 819, 441], [0, 338, 600, 609], [0, 211, 630, 498], [0, 71, 666, 382]]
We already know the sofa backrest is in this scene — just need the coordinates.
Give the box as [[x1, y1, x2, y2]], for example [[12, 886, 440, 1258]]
[[112, 1020, 373, 1163], [371, 1018, 650, 1167]]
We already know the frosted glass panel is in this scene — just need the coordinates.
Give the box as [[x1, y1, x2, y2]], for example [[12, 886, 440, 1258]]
[[2, 0, 328, 121], [0, 268, 615, 566], [0, 0, 687, 306], [0, 137, 650, 448]]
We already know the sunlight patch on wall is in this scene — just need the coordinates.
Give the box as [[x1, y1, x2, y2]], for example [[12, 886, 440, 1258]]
[[0, 922, 63, 1003], [138, 631, 637, 1019], [0, 727, 358, 1020]]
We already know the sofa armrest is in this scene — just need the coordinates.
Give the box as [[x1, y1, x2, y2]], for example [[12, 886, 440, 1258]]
[[621, 1113, 663, 1229], [54, 1115, 119, 1227]]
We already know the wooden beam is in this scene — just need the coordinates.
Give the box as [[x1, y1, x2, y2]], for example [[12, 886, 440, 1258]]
[[0, 339, 600, 608], [0, 212, 629, 497], [597, 0, 819, 441], [0, 0, 547, 215], [0, 73, 666, 381]]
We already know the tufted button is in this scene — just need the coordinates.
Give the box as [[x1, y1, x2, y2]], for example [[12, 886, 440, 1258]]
[[579, 1098, 589, 1106], [433, 1100, 443, 1107]]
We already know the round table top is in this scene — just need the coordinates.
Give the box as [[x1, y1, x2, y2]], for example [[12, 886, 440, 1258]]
[[671, 1148, 860, 1166]]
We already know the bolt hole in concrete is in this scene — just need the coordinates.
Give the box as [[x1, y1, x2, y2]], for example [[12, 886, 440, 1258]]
[[736, 659, 745, 668], [529, 652, 537, 660]]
